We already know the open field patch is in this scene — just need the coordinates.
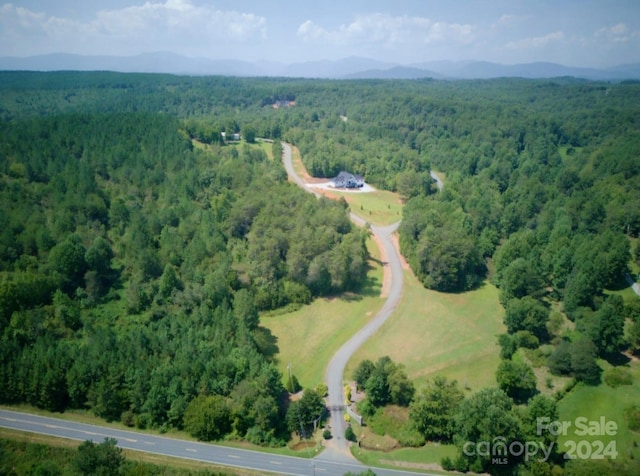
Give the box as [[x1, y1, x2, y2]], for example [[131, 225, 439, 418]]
[[346, 272, 505, 392], [262, 238, 385, 389], [557, 360, 640, 465]]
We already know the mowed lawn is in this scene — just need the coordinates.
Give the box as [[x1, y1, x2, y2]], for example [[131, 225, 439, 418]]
[[329, 189, 403, 227], [557, 360, 640, 465], [346, 271, 505, 392], [262, 238, 386, 389]]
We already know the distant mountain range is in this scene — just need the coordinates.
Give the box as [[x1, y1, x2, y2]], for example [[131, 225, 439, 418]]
[[1, 52, 639, 81]]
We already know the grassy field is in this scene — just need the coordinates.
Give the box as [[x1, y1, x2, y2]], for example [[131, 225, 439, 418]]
[[556, 360, 640, 466], [329, 189, 403, 227], [346, 272, 505, 392], [350, 428, 456, 475], [255, 139, 274, 160], [261, 237, 386, 389], [352, 446, 456, 475]]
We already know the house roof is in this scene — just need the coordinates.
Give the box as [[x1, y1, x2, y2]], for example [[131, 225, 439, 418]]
[[334, 171, 363, 182]]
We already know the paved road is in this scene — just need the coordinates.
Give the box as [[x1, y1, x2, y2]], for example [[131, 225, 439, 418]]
[[0, 409, 434, 476], [0, 145, 426, 476], [282, 143, 405, 460]]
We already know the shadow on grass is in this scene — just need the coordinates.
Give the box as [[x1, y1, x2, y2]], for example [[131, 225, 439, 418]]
[[601, 351, 632, 366], [253, 326, 279, 361], [338, 292, 364, 303], [355, 269, 383, 299]]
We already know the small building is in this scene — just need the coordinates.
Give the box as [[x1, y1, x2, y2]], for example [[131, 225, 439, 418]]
[[220, 132, 241, 141], [333, 171, 364, 188]]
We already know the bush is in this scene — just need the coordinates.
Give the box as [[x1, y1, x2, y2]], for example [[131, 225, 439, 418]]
[[603, 367, 633, 388], [358, 398, 376, 417], [441, 456, 455, 471], [624, 405, 640, 432], [516, 330, 540, 349], [245, 426, 285, 447], [345, 425, 357, 442], [74, 438, 124, 476], [323, 429, 332, 440], [120, 410, 135, 427], [396, 424, 426, 447], [315, 383, 328, 397]]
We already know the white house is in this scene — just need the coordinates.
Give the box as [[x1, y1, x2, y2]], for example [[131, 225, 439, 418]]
[[332, 171, 364, 188]]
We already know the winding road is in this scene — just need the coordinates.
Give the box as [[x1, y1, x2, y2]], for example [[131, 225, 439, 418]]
[[282, 143, 405, 461], [0, 144, 433, 476]]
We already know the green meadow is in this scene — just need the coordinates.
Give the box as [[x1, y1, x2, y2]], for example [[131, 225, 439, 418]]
[[261, 238, 385, 389], [346, 272, 505, 392]]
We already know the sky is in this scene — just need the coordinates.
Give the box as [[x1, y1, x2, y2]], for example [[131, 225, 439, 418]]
[[1, 0, 639, 67]]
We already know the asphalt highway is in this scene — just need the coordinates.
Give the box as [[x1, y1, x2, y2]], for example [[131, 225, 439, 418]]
[[0, 409, 434, 476]]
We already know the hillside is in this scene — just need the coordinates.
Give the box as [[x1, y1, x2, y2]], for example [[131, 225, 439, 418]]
[[1, 72, 639, 474]]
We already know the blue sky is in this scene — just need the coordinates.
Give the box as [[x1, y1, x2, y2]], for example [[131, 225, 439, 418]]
[[2, 1, 639, 66]]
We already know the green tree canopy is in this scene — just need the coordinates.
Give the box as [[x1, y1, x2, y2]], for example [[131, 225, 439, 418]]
[[410, 376, 464, 442]]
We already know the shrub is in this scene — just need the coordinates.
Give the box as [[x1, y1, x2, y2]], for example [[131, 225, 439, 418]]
[[120, 410, 135, 427], [516, 330, 540, 349], [624, 405, 640, 432], [441, 456, 455, 471], [603, 367, 633, 388], [315, 383, 328, 397], [345, 425, 357, 442], [358, 398, 376, 417], [323, 429, 332, 440], [396, 424, 426, 447], [245, 426, 285, 447]]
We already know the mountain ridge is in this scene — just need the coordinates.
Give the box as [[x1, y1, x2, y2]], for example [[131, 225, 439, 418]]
[[1, 53, 639, 80]]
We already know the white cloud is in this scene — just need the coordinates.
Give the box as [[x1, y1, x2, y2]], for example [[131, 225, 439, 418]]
[[493, 14, 519, 29], [506, 31, 564, 50], [0, 1, 267, 56], [297, 13, 475, 48], [596, 23, 639, 43]]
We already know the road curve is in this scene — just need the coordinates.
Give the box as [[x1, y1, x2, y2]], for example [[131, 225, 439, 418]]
[[282, 143, 404, 459], [0, 145, 424, 476]]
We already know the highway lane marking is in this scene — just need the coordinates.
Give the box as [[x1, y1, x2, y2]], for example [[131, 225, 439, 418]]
[[1, 417, 18, 422], [269, 461, 282, 465], [143, 441, 155, 445], [45, 424, 60, 429], [185, 448, 197, 453], [227, 454, 240, 459]]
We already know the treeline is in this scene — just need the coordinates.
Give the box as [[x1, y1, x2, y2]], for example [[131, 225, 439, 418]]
[[0, 107, 366, 444]]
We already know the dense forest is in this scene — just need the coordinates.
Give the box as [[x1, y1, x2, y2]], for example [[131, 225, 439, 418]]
[[0, 72, 368, 445], [1, 72, 639, 473]]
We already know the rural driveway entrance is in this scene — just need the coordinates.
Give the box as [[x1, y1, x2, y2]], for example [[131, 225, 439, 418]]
[[282, 143, 405, 461]]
